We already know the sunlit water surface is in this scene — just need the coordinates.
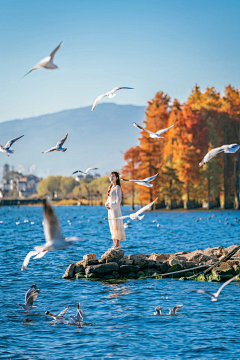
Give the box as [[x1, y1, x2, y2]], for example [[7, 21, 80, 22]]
[[0, 205, 240, 359]]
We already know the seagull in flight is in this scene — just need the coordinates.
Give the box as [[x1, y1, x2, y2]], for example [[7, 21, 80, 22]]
[[21, 197, 83, 272], [133, 122, 174, 139], [69, 303, 83, 323], [168, 305, 183, 315], [72, 167, 98, 176], [108, 198, 158, 221], [22, 41, 63, 79], [45, 306, 69, 324], [91, 87, 134, 111], [122, 173, 158, 188], [42, 134, 68, 153], [17, 285, 40, 314], [199, 144, 240, 167], [154, 306, 163, 315], [0, 135, 24, 157], [191, 274, 240, 301]]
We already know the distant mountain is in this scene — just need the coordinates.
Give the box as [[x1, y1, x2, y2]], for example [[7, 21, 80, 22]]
[[0, 104, 146, 177]]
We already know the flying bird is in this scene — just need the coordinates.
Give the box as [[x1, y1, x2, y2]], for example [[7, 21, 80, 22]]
[[199, 144, 240, 167], [21, 197, 83, 272], [154, 306, 163, 315], [122, 173, 159, 188], [0, 135, 24, 157], [17, 285, 40, 314], [42, 134, 68, 153], [45, 305, 69, 324], [69, 303, 83, 323], [108, 198, 158, 221], [133, 122, 174, 139], [91, 87, 134, 111], [22, 41, 63, 79], [191, 274, 240, 301], [72, 167, 98, 176], [168, 305, 183, 315]]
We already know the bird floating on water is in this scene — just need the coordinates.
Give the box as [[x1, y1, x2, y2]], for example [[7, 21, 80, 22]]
[[0, 135, 24, 157], [91, 87, 134, 111], [21, 196, 83, 272], [45, 305, 69, 324], [191, 274, 240, 301], [22, 41, 63, 79], [107, 198, 158, 221], [199, 144, 240, 167], [17, 284, 40, 314], [72, 168, 98, 176], [42, 134, 68, 153], [69, 303, 83, 324], [154, 306, 163, 315], [122, 173, 159, 188], [168, 305, 183, 315], [133, 122, 174, 139]]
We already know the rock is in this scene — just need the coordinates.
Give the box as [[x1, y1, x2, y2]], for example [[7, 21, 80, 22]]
[[175, 251, 187, 255], [169, 259, 182, 267], [85, 262, 119, 276], [83, 253, 96, 261], [144, 268, 155, 276], [126, 272, 137, 279], [75, 262, 84, 273], [62, 264, 75, 279], [134, 259, 148, 267], [104, 275, 116, 280], [101, 249, 125, 263], [148, 253, 169, 262], [136, 271, 145, 278], [213, 262, 235, 277], [160, 262, 169, 273], [120, 265, 141, 274], [167, 263, 182, 273], [129, 254, 148, 261]]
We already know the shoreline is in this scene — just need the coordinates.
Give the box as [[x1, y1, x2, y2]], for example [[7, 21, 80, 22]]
[[63, 244, 240, 283]]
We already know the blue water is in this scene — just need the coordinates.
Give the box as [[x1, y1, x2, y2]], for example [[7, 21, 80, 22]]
[[1, 205, 240, 359]]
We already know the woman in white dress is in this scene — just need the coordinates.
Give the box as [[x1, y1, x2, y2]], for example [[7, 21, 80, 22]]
[[105, 172, 125, 249]]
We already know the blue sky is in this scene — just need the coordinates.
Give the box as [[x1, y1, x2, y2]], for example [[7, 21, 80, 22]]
[[1, 0, 240, 122]]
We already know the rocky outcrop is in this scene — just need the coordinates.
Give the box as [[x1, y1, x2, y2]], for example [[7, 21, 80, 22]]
[[63, 244, 240, 282]]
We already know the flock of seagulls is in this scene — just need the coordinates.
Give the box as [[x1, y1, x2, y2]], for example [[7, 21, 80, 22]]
[[10, 41, 240, 328]]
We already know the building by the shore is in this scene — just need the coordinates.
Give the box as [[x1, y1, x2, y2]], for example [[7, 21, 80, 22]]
[[0, 171, 41, 198]]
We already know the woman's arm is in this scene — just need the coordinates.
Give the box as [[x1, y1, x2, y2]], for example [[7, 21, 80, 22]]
[[109, 186, 122, 209]]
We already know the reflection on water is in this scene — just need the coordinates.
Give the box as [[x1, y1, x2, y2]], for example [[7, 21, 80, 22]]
[[0, 206, 240, 358]]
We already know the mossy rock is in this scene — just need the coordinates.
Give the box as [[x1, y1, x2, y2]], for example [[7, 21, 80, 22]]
[[75, 272, 85, 279], [184, 271, 194, 278], [195, 274, 207, 282], [85, 273, 96, 279], [104, 275, 116, 280], [112, 271, 120, 279], [167, 263, 182, 273], [208, 273, 220, 282], [144, 269, 155, 276], [103, 278, 128, 284], [127, 272, 137, 279], [136, 271, 145, 278]]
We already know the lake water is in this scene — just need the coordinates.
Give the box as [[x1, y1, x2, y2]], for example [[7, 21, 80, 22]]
[[1, 205, 240, 359]]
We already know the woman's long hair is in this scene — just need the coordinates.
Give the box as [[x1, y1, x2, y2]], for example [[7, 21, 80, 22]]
[[107, 171, 121, 196]]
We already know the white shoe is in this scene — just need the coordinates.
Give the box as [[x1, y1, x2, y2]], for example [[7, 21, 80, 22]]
[[113, 246, 121, 250]]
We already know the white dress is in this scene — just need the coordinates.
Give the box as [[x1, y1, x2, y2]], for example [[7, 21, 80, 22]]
[[105, 185, 126, 241]]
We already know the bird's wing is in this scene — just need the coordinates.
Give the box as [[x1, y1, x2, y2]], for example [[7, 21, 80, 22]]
[[33, 250, 49, 259], [25, 285, 37, 304], [50, 41, 63, 60], [111, 87, 134, 93], [42, 147, 56, 153], [121, 178, 129, 182], [58, 306, 69, 318], [156, 124, 175, 135], [43, 197, 62, 242], [72, 170, 80, 175], [216, 274, 240, 297], [85, 167, 98, 173], [26, 289, 40, 306], [56, 133, 68, 147], [108, 215, 130, 220], [21, 250, 39, 272], [64, 237, 83, 242], [91, 94, 107, 111], [199, 147, 225, 166], [21, 69, 35, 80], [133, 122, 155, 135], [143, 173, 159, 182], [135, 198, 158, 216], [172, 305, 183, 314], [45, 311, 69, 323], [5, 135, 24, 150], [191, 289, 214, 298], [0, 144, 4, 150], [224, 144, 240, 153]]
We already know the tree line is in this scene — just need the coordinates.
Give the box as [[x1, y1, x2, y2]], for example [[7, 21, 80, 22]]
[[121, 85, 240, 210]]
